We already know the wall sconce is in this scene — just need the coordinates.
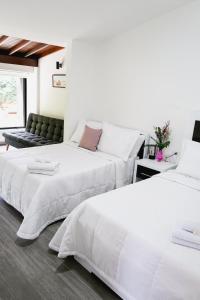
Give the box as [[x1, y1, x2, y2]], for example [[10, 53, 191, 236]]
[[56, 61, 63, 69]]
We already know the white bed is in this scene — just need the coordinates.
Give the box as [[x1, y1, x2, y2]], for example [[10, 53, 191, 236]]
[[0, 141, 137, 239], [49, 170, 200, 300]]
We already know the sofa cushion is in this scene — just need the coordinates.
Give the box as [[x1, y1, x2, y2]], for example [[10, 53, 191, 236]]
[[3, 131, 57, 148], [26, 113, 64, 143]]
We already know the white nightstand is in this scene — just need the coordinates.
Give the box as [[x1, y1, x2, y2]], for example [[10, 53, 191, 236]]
[[133, 158, 177, 183]]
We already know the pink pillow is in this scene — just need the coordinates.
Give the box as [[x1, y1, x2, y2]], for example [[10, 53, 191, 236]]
[[79, 125, 102, 151]]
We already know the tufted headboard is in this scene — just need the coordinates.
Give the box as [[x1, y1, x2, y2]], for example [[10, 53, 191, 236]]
[[192, 120, 200, 143], [26, 113, 64, 143]]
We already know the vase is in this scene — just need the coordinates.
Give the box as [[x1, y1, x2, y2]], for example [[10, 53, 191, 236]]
[[156, 149, 164, 162]]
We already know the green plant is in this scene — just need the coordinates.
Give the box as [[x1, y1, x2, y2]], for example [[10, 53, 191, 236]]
[[0, 76, 17, 109], [151, 121, 171, 150]]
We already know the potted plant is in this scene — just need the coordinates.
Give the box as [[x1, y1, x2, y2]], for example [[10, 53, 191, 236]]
[[148, 121, 171, 161]]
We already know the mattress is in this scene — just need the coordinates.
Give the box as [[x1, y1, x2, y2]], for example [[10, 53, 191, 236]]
[[0, 142, 134, 239], [50, 171, 200, 300]]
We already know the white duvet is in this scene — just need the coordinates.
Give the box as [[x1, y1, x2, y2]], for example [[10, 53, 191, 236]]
[[0, 142, 133, 239], [50, 171, 200, 300]]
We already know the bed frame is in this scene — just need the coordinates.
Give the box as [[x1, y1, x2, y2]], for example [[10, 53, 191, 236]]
[[138, 140, 145, 159], [192, 120, 200, 143], [137, 132, 150, 159]]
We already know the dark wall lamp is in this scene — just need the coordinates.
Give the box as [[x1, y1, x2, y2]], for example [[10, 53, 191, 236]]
[[56, 61, 63, 69]]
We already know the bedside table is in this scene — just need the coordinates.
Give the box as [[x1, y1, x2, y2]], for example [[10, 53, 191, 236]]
[[133, 158, 177, 183]]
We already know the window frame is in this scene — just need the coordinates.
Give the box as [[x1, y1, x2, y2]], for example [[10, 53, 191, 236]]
[[0, 78, 27, 130]]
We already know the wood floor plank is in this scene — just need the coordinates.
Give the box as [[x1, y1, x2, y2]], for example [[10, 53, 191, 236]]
[[0, 199, 121, 300]]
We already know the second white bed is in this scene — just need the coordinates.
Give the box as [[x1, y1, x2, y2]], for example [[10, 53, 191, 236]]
[[50, 171, 200, 300]]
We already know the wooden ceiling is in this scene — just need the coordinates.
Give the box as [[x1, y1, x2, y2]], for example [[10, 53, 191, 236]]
[[0, 35, 64, 67]]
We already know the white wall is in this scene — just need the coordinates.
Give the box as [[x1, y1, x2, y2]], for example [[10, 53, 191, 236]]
[[27, 68, 39, 116], [67, 1, 200, 155], [39, 49, 67, 119], [64, 40, 99, 139]]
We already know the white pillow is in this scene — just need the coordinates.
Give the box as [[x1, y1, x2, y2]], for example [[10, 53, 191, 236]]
[[70, 120, 102, 143], [176, 139, 200, 179], [98, 122, 140, 161]]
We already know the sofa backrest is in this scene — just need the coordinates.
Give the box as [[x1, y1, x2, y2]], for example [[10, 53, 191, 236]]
[[26, 113, 64, 143]]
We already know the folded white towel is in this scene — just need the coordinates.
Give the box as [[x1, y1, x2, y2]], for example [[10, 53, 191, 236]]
[[182, 222, 200, 236], [28, 169, 58, 176], [27, 161, 60, 172], [35, 158, 52, 163], [172, 229, 200, 251]]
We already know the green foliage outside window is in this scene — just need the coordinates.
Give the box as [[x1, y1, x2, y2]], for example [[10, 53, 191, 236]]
[[0, 76, 17, 109]]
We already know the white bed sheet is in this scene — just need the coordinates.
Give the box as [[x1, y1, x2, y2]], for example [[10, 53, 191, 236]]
[[0, 142, 134, 239], [50, 171, 200, 300]]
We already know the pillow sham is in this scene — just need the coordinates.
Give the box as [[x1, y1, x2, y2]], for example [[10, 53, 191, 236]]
[[176, 139, 200, 179], [98, 122, 140, 161], [70, 120, 102, 143], [79, 125, 102, 151]]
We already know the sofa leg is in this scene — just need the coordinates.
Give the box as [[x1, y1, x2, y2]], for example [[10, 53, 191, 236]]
[[6, 144, 9, 151]]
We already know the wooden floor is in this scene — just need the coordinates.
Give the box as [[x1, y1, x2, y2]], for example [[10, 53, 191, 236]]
[[0, 198, 121, 300]]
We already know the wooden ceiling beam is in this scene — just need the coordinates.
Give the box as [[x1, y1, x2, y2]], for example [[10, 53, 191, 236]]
[[0, 35, 9, 46], [0, 53, 38, 67], [25, 44, 49, 57], [39, 46, 65, 58], [0, 35, 64, 64], [9, 39, 31, 55]]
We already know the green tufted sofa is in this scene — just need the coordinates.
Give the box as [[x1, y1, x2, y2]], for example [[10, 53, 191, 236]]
[[3, 113, 64, 149]]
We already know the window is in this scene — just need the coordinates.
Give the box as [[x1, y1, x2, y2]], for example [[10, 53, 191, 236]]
[[0, 75, 27, 129]]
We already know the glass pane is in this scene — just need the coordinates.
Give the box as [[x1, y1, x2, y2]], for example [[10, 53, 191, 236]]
[[0, 75, 24, 128]]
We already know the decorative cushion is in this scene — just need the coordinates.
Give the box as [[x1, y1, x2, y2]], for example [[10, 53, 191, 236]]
[[79, 125, 102, 151], [70, 120, 102, 144]]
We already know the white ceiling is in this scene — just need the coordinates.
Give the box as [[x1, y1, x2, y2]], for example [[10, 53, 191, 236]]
[[0, 0, 193, 45]]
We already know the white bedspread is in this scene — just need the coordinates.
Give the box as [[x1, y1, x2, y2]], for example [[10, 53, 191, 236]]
[[0, 143, 133, 239], [50, 171, 200, 300]]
